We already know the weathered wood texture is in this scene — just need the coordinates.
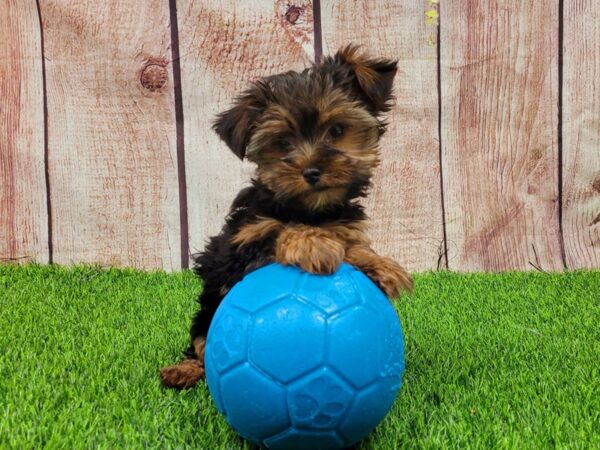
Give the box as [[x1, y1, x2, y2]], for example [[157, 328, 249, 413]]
[[39, 0, 181, 270], [1, 1, 599, 272], [440, 1, 564, 271], [177, 0, 314, 264], [0, 0, 48, 263], [321, 0, 444, 272], [562, 0, 600, 268]]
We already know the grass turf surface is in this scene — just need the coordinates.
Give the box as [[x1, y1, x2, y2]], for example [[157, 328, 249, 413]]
[[0, 264, 598, 449]]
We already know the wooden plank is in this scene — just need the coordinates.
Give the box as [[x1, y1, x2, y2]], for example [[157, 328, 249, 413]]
[[320, 0, 444, 271], [39, 0, 181, 270], [0, 0, 48, 264], [177, 0, 314, 263], [440, 0, 563, 271], [563, 0, 600, 269]]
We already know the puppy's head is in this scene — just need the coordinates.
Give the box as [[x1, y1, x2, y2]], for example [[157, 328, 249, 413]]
[[213, 45, 397, 211]]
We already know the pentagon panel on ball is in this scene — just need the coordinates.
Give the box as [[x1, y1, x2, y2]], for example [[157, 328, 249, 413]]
[[205, 263, 405, 450]]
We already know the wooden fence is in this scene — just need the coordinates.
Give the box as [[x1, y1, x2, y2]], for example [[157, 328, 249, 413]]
[[1, 0, 599, 272]]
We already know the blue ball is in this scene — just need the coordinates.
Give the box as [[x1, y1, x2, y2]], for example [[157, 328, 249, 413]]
[[205, 263, 405, 450]]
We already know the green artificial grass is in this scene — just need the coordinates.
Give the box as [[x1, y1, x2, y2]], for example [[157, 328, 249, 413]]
[[0, 264, 598, 449]]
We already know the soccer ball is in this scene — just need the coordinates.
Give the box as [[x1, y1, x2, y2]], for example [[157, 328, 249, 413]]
[[205, 263, 405, 450]]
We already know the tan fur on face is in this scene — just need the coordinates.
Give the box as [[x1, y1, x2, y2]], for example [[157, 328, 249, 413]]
[[247, 105, 298, 160], [231, 217, 284, 247], [332, 121, 380, 169], [275, 225, 345, 274], [316, 94, 381, 170], [246, 87, 382, 211]]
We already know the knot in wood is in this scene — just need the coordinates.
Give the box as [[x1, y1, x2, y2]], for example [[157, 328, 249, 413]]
[[285, 5, 302, 24], [140, 64, 167, 91], [592, 175, 600, 193]]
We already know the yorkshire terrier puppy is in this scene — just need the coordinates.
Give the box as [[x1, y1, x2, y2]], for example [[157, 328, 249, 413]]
[[160, 45, 413, 389]]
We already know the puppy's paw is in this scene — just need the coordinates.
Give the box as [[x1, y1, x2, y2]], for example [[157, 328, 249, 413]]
[[275, 225, 345, 274], [159, 359, 205, 389], [368, 257, 413, 298]]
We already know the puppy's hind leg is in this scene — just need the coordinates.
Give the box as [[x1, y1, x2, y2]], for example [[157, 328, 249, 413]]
[[159, 336, 206, 389], [160, 279, 223, 389]]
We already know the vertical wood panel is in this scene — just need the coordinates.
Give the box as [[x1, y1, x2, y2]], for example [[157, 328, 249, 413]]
[[440, 1, 563, 271], [563, 0, 600, 268], [40, 0, 181, 270], [0, 1, 48, 263], [177, 0, 314, 262], [320, 0, 444, 271]]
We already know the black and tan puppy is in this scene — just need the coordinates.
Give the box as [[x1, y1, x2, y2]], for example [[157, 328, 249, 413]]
[[160, 45, 413, 389]]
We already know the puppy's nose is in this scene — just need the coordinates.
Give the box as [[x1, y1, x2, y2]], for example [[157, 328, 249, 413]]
[[302, 167, 321, 185]]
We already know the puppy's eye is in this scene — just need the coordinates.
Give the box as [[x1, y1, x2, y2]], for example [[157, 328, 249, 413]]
[[273, 138, 289, 150], [329, 124, 344, 139]]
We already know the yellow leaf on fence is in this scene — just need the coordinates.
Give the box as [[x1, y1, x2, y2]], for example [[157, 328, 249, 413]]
[[425, 9, 439, 26]]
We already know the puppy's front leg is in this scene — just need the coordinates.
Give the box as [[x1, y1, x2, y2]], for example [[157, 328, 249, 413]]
[[345, 245, 413, 298], [275, 224, 345, 274]]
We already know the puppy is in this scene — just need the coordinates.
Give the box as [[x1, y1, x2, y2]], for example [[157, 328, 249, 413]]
[[160, 45, 412, 389]]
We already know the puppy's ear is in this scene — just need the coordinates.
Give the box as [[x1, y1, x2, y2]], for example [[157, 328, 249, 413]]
[[213, 82, 269, 159], [335, 44, 398, 113]]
